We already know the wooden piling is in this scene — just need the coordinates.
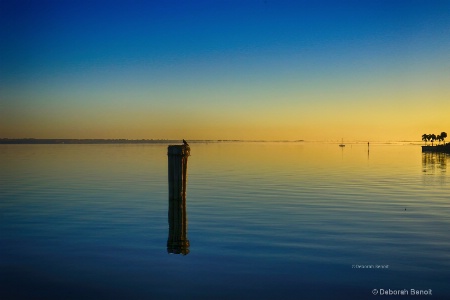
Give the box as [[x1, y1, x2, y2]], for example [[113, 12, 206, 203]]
[[167, 144, 190, 255]]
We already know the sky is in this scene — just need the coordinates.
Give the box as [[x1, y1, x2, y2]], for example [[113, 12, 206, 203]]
[[1, 0, 449, 141]]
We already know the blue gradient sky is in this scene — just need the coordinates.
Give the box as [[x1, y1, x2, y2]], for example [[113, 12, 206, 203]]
[[1, 0, 449, 140]]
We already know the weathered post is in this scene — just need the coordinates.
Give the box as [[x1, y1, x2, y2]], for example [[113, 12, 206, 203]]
[[167, 144, 190, 255]]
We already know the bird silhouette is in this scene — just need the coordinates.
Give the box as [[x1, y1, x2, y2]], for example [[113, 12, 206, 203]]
[[183, 139, 189, 146]]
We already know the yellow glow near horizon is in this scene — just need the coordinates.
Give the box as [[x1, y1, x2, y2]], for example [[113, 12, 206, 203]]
[[1, 56, 449, 141]]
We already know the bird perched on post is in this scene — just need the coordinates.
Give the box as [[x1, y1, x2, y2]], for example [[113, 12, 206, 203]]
[[183, 139, 189, 146]]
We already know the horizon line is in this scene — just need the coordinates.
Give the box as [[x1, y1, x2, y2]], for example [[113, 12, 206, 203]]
[[0, 137, 426, 144]]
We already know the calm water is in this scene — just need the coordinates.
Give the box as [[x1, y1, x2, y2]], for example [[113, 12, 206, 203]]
[[1, 142, 449, 299]]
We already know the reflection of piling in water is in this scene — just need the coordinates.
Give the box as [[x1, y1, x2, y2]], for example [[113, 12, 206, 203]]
[[167, 144, 190, 255]]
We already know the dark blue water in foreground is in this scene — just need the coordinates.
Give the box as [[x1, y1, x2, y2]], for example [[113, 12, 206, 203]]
[[1, 143, 449, 299]]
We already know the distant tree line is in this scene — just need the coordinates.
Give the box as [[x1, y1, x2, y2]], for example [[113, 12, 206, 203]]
[[422, 132, 447, 146]]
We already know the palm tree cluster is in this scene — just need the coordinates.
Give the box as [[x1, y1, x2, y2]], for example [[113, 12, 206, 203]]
[[422, 132, 447, 146]]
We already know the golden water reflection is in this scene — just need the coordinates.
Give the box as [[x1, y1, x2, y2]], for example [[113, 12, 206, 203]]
[[422, 152, 448, 186], [422, 152, 448, 173]]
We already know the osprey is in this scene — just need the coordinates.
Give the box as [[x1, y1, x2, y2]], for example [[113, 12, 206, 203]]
[[183, 139, 189, 146]]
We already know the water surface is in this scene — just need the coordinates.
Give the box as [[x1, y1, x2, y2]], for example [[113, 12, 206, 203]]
[[1, 143, 449, 299]]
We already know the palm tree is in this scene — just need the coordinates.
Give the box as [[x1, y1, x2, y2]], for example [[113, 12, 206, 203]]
[[426, 134, 432, 145], [441, 132, 447, 145], [430, 134, 437, 146], [437, 134, 442, 145], [422, 134, 428, 145]]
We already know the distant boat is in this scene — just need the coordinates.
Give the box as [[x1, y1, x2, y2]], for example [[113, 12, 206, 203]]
[[339, 138, 345, 147]]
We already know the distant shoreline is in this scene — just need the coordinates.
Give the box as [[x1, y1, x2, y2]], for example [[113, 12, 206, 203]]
[[0, 138, 306, 144], [0, 138, 206, 144]]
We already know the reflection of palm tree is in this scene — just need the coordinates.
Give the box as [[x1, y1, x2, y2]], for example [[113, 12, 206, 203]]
[[422, 134, 428, 145], [422, 152, 448, 177]]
